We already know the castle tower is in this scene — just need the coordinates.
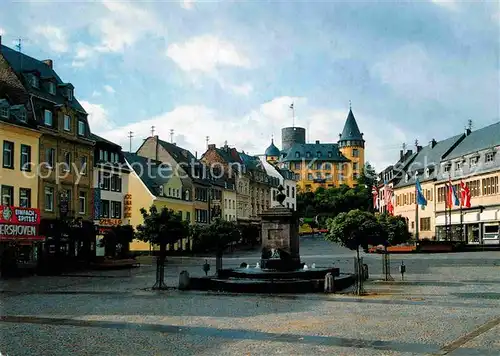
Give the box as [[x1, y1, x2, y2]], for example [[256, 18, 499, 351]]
[[265, 138, 280, 164], [338, 108, 365, 186]]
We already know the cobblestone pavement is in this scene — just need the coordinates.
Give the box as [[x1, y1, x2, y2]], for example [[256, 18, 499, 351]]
[[1, 238, 499, 355]]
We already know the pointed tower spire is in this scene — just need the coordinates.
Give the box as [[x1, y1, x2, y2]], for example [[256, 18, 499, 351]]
[[338, 107, 365, 148]]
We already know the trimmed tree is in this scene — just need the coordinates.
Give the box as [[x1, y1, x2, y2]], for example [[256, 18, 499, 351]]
[[136, 205, 189, 289], [100, 225, 135, 259], [325, 209, 385, 294]]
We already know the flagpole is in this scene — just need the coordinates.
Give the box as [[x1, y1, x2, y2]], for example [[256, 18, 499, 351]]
[[459, 182, 464, 242], [415, 174, 419, 242]]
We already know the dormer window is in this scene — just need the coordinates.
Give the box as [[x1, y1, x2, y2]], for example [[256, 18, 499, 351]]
[[31, 75, 39, 88], [485, 152, 495, 163], [444, 164, 451, 173], [295, 151, 300, 158], [316, 151, 321, 158], [455, 161, 462, 171], [305, 152, 311, 158], [18, 110, 26, 122], [78, 120, 85, 136], [405, 173, 410, 182], [44, 110, 53, 126], [327, 151, 333, 158], [425, 168, 430, 178], [67, 89, 73, 101], [469, 156, 479, 166], [0, 106, 8, 118], [159, 186, 164, 196], [48, 82, 56, 95]]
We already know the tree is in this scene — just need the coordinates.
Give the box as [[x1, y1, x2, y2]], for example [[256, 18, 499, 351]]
[[100, 225, 135, 259], [325, 209, 384, 294], [199, 218, 241, 271], [377, 213, 412, 247], [136, 205, 189, 289]]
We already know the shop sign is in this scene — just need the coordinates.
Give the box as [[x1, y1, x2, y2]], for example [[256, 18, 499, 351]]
[[0, 206, 40, 225], [99, 218, 122, 226], [123, 194, 132, 218]]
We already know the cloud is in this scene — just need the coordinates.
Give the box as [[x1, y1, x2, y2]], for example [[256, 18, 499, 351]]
[[218, 80, 253, 96], [167, 35, 251, 73], [429, 0, 458, 11], [103, 85, 115, 94], [97, 96, 405, 170], [92, 90, 102, 97], [33, 25, 68, 53], [180, 0, 195, 10], [80, 100, 114, 133], [0, 28, 5, 36]]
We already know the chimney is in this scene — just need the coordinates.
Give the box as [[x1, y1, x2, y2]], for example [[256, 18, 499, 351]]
[[416, 145, 423, 152], [154, 135, 159, 161], [315, 140, 320, 144], [208, 144, 216, 150], [195, 151, 198, 159], [465, 128, 471, 136], [400, 150, 404, 159], [42, 59, 53, 69], [429, 139, 437, 148]]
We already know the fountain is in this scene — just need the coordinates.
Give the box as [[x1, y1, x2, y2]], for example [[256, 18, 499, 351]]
[[186, 186, 355, 293]]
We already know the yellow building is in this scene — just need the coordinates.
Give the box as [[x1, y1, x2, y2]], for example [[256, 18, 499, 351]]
[[124, 152, 194, 253], [222, 184, 237, 221], [275, 109, 365, 191], [0, 100, 41, 208]]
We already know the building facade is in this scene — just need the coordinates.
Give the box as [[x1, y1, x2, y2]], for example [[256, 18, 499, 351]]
[[391, 122, 500, 244], [124, 153, 194, 253], [0, 97, 43, 267], [137, 136, 210, 225], [276, 109, 365, 192]]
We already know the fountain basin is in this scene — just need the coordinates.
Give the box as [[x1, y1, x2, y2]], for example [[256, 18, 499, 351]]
[[187, 273, 354, 294], [216, 267, 340, 280]]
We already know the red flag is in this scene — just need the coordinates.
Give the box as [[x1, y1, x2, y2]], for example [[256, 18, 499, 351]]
[[460, 180, 471, 208], [372, 185, 379, 210], [446, 179, 454, 208]]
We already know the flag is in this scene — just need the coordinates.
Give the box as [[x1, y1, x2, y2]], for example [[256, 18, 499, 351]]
[[451, 184, 460, 206], [289, 103, 294, 109], [372, 185, 379, 210], [460, 180, 471, 208], [445, 183, 452, 208], [415, 176, 427, 207], [384, 184, 394, 215]]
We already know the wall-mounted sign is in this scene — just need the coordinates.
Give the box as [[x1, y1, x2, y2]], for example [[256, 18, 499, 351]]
[[99, 218, 122, 226], [0, 206, 40, 225], [123, 193, 132, 218], [0, 206, 43, 240], [93, 188, 101, 220]]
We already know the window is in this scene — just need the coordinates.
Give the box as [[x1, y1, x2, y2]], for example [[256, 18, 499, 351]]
[[294, 162, 301, 170], [186, 211, 191, 222], [80, 156, 87, 175], [455, 161, 462, 171], [485, 152, 494, 163], [286, 185, 290, 197], [307, 173, 313, 180], [63, 115, 71, 131], [110, 175, 122, 192], [327, 151, 333, 158], [292, 187, 295, 198], [79, 191, 86, 214], [111, 201, 122, 219], [44, 186, 54, 211], [64, 189, 72, 211], [420, 217, 431, 231], [67, 89, 73, 101], [45, 148, 55, 168], [1, 185, 14, 206], [469, 156, 478, 166], [2, 141, 14, 169], [353, 162, 358, 170], [48, 82, 56, 95], [78, 120, 85, 136], [99, 150, 104, 161], [101, 200, 110, 218], [63, 152, 71, 172], [101, 172, 110, 190], [353, 172, 359, 179], [19, 188, 31, 208], [316, 151, 321, 158], [305, 152, 311, 158], [18, 110, 27, 122], [103, 151, 108, 162], [0, 107, 8, 118], [352, 149, 359, 157], [44, 110, 53, 126], [20, 144, 31, 171], [295, 151, 300, 158]]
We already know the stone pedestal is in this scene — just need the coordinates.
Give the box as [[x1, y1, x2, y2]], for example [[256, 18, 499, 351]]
[[259, 206, 302, 271]]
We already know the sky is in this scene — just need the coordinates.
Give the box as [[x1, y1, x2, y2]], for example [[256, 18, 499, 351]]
[[1, 0, 499, 171]]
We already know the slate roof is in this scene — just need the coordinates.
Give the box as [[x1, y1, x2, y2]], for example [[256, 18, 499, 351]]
[[0, 98, 37, 130], [91, 133, 121, 148], [443, 122, 500, 161], [339, 109, 364, 142], [280, 142, 349, 163], [265, 139, 280, 157], [1, 45, 86, 113], [157, 139, 209, 186], [394, 134, 464, 188], [123, 152, 172, 196]]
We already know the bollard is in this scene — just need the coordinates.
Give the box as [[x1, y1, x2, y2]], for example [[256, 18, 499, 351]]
[[178, 270, 190, 290], [324, 272, 335, 293], [362, 264, 369, 281], [202, 259, 210, 276], [399, 261, 406, 281]]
